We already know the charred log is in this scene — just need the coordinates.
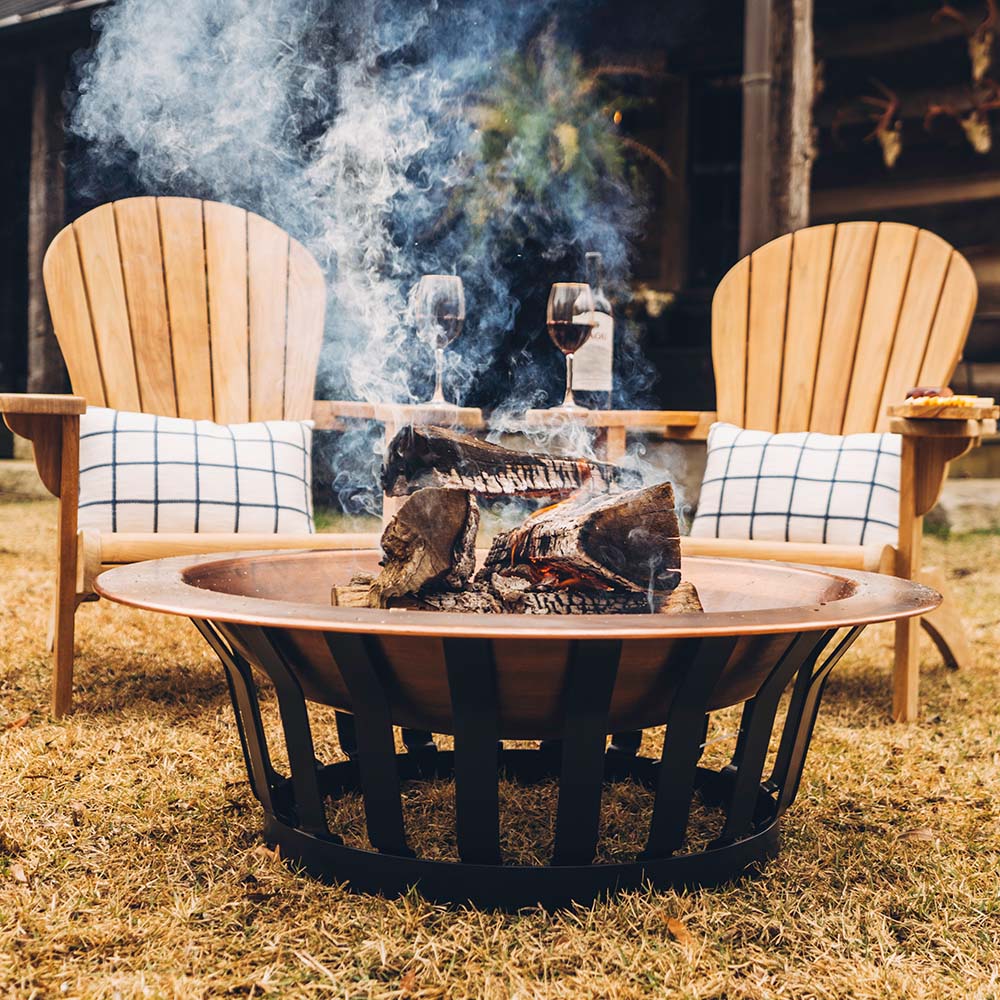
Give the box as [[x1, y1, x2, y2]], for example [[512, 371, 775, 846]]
[[381, 425, 639, 498], [480, 482, 681, 592], [336, 577, 700, 615], [368, 487, 479, 608]]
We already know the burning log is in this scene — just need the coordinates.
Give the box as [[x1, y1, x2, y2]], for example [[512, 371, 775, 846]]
[[381, 425, 639, 498], [331, 468, 691, 617], [480, 482, 681, 593], [367, 487, 479, 608], [335, 578, 702, 615]]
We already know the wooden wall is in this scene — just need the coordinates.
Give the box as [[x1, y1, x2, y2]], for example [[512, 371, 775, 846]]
[[812, 0, 1000, 397]]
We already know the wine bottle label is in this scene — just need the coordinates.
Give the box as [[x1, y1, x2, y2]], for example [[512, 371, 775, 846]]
[[571, 312, 614, 391]]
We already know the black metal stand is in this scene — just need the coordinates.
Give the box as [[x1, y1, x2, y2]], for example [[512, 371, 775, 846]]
[[193, 619, 863, 910]]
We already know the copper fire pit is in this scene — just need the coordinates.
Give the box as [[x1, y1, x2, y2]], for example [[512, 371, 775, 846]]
[[96, 550, 937, 909]]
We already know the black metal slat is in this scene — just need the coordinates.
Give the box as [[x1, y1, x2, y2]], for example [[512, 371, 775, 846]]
[[325, 633, 412, 857], [235, 626, 329, 837], [192, 618, 280, 815], [334, 711, 358, 759], [443, 638, 501, 865], [643, 636, 740, 859], [551, 639, 623, 867], [715, 630, 832, 844], [770, 626, 864, 816]]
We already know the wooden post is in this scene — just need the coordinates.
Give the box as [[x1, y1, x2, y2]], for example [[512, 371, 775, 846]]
[[740, 0, 815, 256], [772, 0, 815, 234], [740, 0, 774, 258], [27, 58, 67, 396]]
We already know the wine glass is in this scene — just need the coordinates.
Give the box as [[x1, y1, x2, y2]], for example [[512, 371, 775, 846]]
[[547, 282, 595, 411], [413, 274, 465, 405]]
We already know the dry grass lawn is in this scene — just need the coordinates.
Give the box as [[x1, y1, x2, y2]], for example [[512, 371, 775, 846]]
[[1, 499, 998, 999]]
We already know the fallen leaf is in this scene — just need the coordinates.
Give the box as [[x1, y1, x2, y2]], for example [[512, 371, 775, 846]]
[[666, 916, 693, 946], [10, 863, 28, 884], [401, 969, 418, 994], [900, 827, 935, 843], [251, 844, 279, 863], [3, 714, 30, 731]]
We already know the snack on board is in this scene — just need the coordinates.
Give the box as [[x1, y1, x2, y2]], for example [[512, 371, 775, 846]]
[[906, 386, 953, 399], [905, 394, 980, 408]]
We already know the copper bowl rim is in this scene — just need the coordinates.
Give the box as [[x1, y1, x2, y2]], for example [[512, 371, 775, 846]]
[[94, 549, 941, 640]]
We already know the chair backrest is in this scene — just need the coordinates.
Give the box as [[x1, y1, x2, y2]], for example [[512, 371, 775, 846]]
[[711, 221, 978, 434], [43, 196, 326, 423]]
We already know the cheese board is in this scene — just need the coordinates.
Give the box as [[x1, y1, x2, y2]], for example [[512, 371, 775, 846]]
[[887, 396, 998, 421]]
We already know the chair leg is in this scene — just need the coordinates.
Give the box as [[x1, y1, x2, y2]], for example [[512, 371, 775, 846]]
[[917, 567, 973, 671], [51, 491, 80, 718], [893, 619, 920, 723]]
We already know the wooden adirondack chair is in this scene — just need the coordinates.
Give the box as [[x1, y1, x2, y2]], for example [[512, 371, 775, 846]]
[[682, 221, 996, 722], [1, 196, 380, 717]]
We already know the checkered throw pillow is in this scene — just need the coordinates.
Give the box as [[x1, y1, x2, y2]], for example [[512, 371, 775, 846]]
[[78, 408, 314, 534], [690, 422, 900, 547]]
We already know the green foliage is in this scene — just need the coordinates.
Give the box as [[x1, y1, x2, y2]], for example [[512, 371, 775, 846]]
[[460, 24, 640, 235]]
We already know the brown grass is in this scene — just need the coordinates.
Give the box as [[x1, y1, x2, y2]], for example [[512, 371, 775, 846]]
[[1, 499, 998, 999]]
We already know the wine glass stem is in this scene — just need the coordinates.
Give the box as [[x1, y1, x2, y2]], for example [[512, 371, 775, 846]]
[[563, 353, 576, 408], [431, 347, 446, 404]]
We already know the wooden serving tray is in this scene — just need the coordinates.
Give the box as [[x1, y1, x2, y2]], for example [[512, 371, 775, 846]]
[[887, 397, 998, 420]]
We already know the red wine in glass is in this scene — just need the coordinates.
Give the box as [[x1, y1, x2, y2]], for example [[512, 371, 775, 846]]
[[546, 282, 595, 410], [547, 319, 594, 354], [413, 275, 465, 404]]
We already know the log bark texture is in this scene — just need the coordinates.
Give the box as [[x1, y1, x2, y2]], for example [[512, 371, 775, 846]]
[[382, 425, 639, 498], [369, 487, 478, 607], [480, 482, 681, 592]]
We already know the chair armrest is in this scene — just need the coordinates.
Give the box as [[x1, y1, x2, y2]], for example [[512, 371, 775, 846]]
[[1, 395, 84, 499], [0, 393, 86, 415], [888, 415, 994, 519], [660, 411, 717, 441]]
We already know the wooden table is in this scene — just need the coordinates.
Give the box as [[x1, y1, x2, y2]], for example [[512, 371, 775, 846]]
[[311, 400, 714, 461], [310, 401, 714, 520]]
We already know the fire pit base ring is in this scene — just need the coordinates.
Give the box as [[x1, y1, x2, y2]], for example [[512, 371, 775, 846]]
[[192, 615, 866, 910], [262, 751, 782, 909], [94, 551, 939, 911]]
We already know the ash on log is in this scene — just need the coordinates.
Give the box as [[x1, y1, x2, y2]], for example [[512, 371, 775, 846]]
[[367, 487, 478, 608], [480, 482, 681, 593], [381, 425, 639, 498]]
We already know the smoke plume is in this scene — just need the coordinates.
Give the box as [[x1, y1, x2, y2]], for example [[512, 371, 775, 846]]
[[69, 0, 657, 509]]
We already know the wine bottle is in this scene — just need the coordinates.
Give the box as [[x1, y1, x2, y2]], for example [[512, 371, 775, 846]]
[[571, 251, 614, 409]]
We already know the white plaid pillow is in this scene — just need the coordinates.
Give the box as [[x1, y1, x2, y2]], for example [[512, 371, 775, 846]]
[[690, 422, 900, 547], [78, 408, 314, 534]]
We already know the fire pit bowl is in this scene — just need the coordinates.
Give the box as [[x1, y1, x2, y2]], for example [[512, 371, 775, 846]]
[[97, 549, 937, 909]]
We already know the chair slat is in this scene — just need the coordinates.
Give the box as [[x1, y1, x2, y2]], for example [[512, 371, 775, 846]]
[[875, 229, 953, 432], [42, 227, 106, 406], [918, 251, 978, 387], [778, 225, 835, 432], [72, 203, 141, 411], [809, 221, 878, 433], [711, 255, 750, 426], [248, 214, 290, 421], [158, 198, 213, 420], [745, 233, 793, 431], [113, 198, 177, 417], [204, 202, 250, 424], [283, 240, 326, 420], [842, 223, 919, 433]]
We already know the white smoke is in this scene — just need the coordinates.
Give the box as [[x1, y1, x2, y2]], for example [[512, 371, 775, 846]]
[[69, 0, 658, 508]]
